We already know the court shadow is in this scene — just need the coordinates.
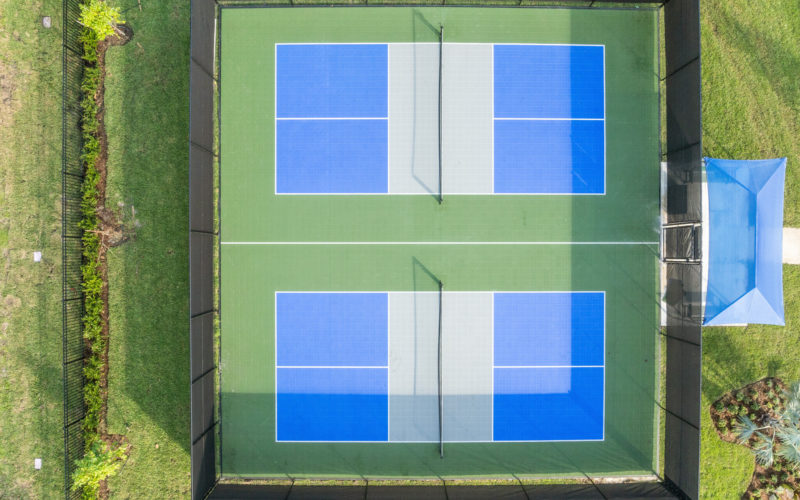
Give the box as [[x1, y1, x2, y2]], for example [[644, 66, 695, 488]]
[[412, 256, 442, 292], [403, 10, 443, 202], [564, 5, 664, 478]]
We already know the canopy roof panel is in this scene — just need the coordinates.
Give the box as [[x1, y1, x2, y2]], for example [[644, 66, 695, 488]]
[[704, 157, 786, 326]]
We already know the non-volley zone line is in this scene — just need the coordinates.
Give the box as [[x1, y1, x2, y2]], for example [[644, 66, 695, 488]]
[[221, 241, 659, 246]]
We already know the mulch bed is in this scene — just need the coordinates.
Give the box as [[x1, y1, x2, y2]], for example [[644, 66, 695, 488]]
[[710, 377, 800, 499]]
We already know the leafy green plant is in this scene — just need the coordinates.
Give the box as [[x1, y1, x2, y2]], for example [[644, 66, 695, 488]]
[[71, 441, 127, 499], [78, 0, 125, 43], [71, 1, 128, 496], [715, 400, 725, 411]]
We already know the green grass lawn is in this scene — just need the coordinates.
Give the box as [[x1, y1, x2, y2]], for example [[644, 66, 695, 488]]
[[700, 1, 800, 498], [102, 0, 191, 497], [0, 1, 66, 498]]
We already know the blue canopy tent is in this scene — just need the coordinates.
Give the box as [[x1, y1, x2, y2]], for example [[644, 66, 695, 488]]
[[704, 157, 786, 326]]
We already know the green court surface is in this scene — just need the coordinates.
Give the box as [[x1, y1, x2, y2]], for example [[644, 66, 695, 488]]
[[220, 6, 660, 479]]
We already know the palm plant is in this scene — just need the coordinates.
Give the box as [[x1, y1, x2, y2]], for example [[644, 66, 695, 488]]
[[733, 381, 800, 471]]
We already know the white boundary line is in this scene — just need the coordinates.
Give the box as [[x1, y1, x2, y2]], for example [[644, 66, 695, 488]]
[[603, 45, 607, 197], [274, 42, 607, 196], [386, 44, 391, 196], [276, 42, 606, 47], [277, 290, 606, 294], [602, 290, 607, 441], [494, 365, 604, 369], [490, 291, 605, 442], [273, 43, 389, 195], [386, 292, 391, 441], [275, 439, 605, 444], [276, 366, 388, 369], [274, 291, 391, 442], [276, 117, 388, 120], [273, 291, 606, 443], [490, 45, 495, 193], [493, 117, 604, 121], [439, 286, 444, 446], [273, 43, 278, 194], [223, 241, 659, 246], [274, 192, 607, 196], [490, 292, 494, 441], [274, 292, 278, 442]]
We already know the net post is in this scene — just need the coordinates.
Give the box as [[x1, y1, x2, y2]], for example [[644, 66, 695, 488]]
[[438, 279, 444, 458]]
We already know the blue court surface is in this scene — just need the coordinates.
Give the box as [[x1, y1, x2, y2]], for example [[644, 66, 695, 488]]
[[274, 43, 605, 194], [274, 291, 605, 442]]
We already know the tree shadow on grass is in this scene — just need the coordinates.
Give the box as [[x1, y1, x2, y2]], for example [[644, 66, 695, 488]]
[[102, 0, 191, 459], [701, 328, 787, 403]]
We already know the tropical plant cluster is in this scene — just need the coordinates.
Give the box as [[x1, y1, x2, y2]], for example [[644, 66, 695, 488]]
[[711, 378, 800, 499], [71, 1, 127, 498]]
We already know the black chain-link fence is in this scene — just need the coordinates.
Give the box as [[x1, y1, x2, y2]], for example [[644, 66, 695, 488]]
[[191, 0, 701, 499], [62, 0, 86, 498]]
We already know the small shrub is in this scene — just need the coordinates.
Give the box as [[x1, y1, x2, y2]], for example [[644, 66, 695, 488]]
[[736, 391, 745, 401], [715, 401, 725, 411], [729, 404, 739, 413], [71, 441, 127, 499], [71, 2, 127, 497], [78, 0, 124, 43]]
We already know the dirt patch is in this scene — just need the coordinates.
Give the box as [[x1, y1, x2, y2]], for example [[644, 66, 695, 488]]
[[0, 59, 21, 128], [107, 23, 133, 47], [710, 377, 800, 499], [96, 206, 132, 247], [2, 294, 21, 311]]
